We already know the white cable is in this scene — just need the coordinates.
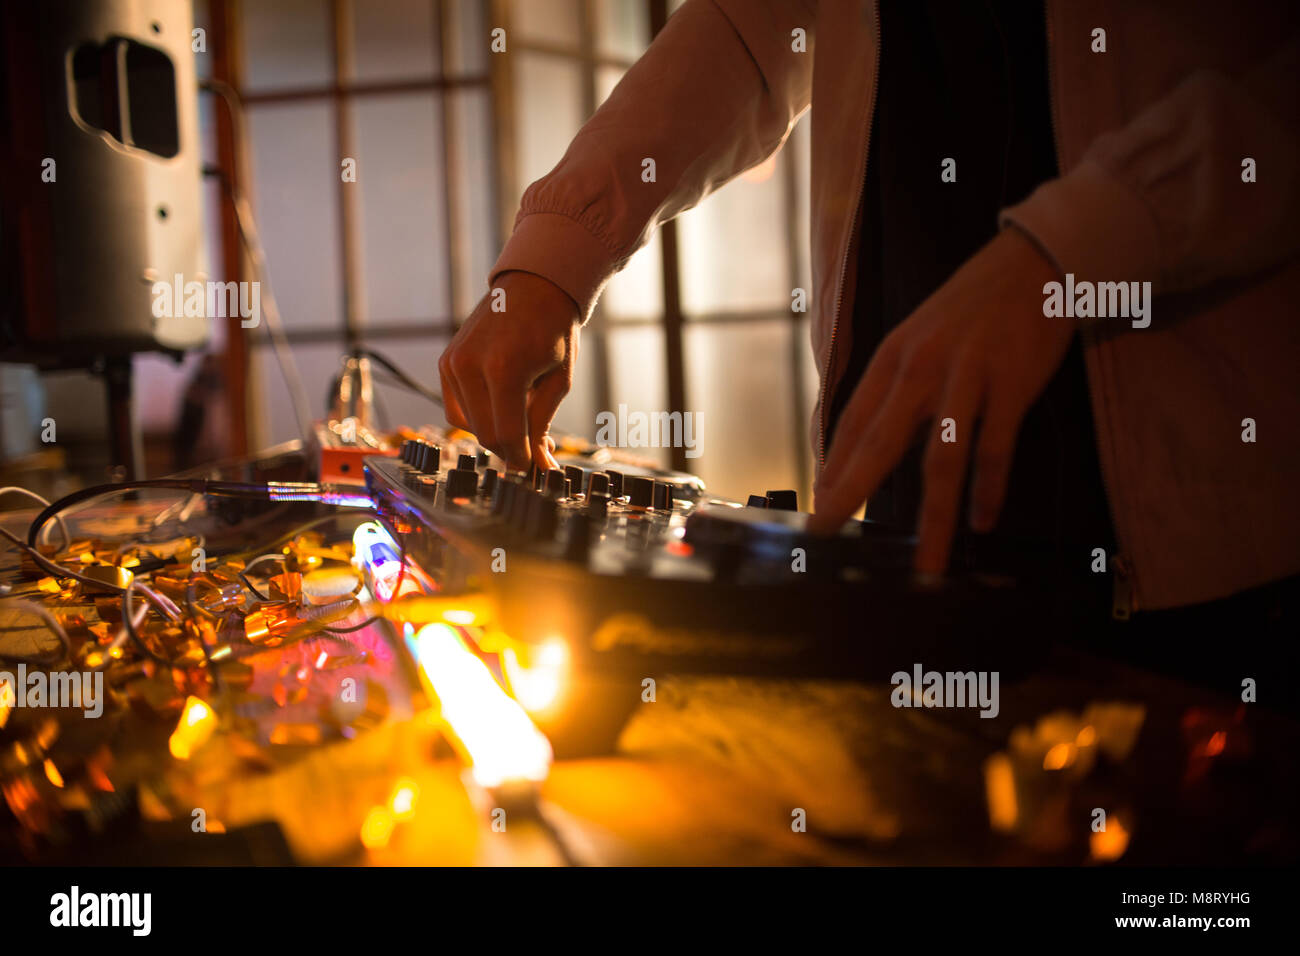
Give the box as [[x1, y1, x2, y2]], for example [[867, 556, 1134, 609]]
[[0, 487, 72, 551], [0, 597, 72, 663]]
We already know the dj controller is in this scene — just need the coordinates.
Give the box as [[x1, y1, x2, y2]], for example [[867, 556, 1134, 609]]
[[365, 437, 1063, 702]]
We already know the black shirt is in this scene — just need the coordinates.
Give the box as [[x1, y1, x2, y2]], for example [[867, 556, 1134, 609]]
[[826, 0, 1114, 567]]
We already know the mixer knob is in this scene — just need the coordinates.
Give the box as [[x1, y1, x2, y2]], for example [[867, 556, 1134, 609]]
[[400, 439, 417, 465], [544, 468, 569, 498], [507, 485, 532, 527], [531, 465, 546, 491], [563, 512, 593, 563], [765, 489, 797, 511], [606, 469, 625, 499], [525, 492, 559, 539], [457, 453, 477, 472], [445, 468, 478, 500], [492, 476, 514, 515], [628, 475, 654, 509], [564, 465, 585, 494], [418, 443, 441, 474], [746, 494, 768, 508], [653, 481, 672, 511], [586, 472, 610, 497], [481, 468, 499, 499], [586, 492, 609, 519]]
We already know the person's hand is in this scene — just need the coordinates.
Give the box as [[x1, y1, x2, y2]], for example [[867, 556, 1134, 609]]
[[438, 271, 580, 471], [809, 228, 1075, 574]]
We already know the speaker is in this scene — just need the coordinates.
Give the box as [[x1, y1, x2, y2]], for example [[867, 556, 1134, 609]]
[[0, 0, 207, 368]]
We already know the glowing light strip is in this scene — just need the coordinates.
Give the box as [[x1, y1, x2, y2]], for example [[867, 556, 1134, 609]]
[[410, 623, 552, 787]]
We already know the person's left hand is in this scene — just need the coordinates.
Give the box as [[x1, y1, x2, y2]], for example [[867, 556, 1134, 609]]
[[809, 228, 1075, 574]]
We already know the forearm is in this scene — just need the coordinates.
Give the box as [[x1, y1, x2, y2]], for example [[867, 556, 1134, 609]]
[[492, 0, 815, 319], [1001, 35, 1300, 296]]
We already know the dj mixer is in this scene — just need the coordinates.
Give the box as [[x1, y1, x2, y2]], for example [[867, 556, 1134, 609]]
[[366, 436, 1060, 700]]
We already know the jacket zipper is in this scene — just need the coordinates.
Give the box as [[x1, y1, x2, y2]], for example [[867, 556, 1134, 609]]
[[1044, 4, 1137, 619], [817, 0, 880, 471]]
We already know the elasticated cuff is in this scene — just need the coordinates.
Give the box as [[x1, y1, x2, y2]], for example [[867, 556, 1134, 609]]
[[999, 158, 1164, 289], [489, 212, 620, 322]]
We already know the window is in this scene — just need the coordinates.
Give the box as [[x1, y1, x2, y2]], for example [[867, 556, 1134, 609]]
[[229, 0, 814, 502]]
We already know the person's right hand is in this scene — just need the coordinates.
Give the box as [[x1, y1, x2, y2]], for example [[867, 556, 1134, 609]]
[[437, 270, 580, 472]]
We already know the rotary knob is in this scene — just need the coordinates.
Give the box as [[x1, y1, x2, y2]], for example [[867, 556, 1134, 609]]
[[445, 468, 478, 500], [765, 489, 797, 511]]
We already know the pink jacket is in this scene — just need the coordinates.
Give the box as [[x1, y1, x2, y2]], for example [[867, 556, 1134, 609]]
[[492, 0, 1300, 611]]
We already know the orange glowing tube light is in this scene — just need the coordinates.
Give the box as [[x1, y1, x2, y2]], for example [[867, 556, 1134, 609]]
[[411, 623, 552, 788], [169, 696, 217, 760]]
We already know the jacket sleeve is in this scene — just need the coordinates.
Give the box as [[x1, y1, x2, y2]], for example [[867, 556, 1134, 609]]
[[490, 0, 815, 319], [1001, 36, 1300, 294]]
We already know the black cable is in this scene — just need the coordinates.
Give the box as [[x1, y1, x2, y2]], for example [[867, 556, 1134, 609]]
[[321, 615, 380, 634], [227, 510, 376, 563], [26, 478, 371, 552], [0, 525, 146, 595], [354, 348, 444, 408], [238, 571, 270, 602], [122, 579, 183, 668]]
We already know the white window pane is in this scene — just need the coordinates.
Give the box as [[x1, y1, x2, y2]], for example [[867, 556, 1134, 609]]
[[683, 320, 799, 499], [447, 88, 498, 318], [797, 314, 819, 485], [602, 325, 669, 468], [446, 0, 490, 76], [352, 0, 439, 83], [362, 336, 450, 429], [511, 0, 580, 49], [247, 102, 344, 331], [352, 93, 451, 324], [603, 234, 664, 321], [593, 66, 663, 320], [593, 0, 649, 61], [241, 0, 333, 93], [590, 68, 660, 321], [790, 113, 812, 297], [251, 341, 345, 445], [513, 53, 584, 201], [678, 151, 793, 316]]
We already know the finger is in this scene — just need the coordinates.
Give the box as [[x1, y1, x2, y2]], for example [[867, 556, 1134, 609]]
[[438, 352, 471, 432], [527, 365, 571, 472], [914, 364, 984, 574], [455, 368, 496, 449], [486, 363, 531, 470], [818, 334, 903, 491], [809, 373, 930, 533], [968, 396, 1023, 533]]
